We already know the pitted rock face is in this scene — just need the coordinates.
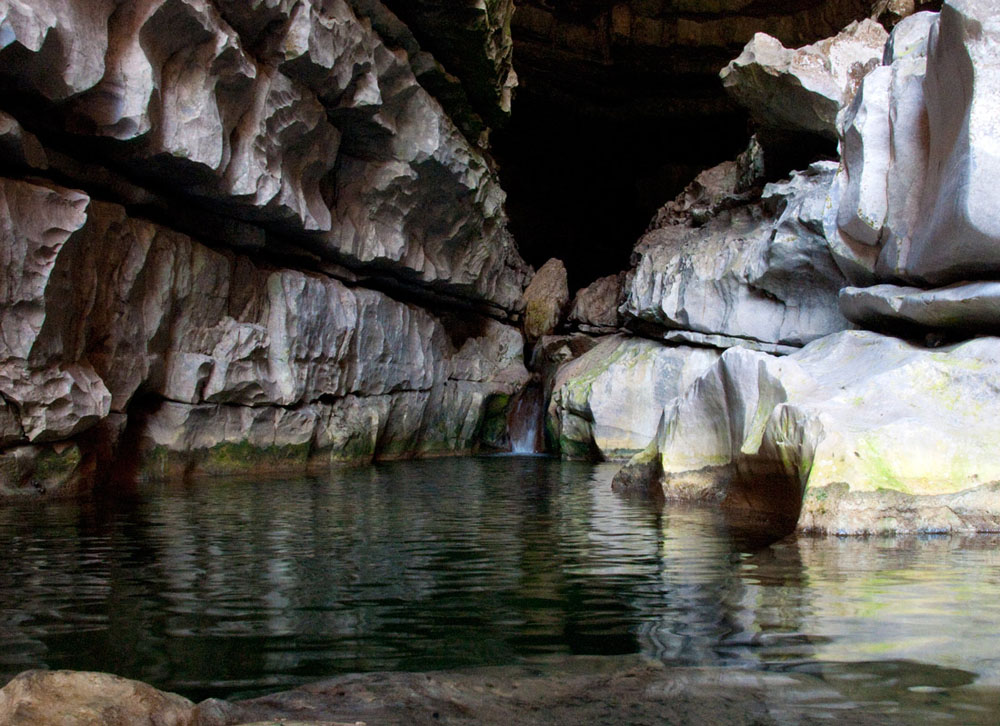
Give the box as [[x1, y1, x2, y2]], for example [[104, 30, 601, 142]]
[[0, 0, 530, 312]]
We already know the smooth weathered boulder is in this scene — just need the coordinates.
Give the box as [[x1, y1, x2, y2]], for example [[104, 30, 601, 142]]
[[840, 282, 1000, 333], [826, 12, 934, 284], [624, 162, 850, 347], [0, 670, 196, 726], [830, 5, 1000, 287], [520, 258, 569, 343], [614, 330, 1000, 534], [900, 1, 1000, 284], [720, 19, 888, 140], [547, 336, 719, 461], [567, 273, 625, 333]]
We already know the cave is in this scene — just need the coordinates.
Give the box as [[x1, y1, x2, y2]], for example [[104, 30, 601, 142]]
[[491, 0, 889, 291]]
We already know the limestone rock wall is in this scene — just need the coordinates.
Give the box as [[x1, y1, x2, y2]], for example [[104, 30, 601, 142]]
[[0, 0, 530, 312], [604, 1, 1000, 534], [0, 0, 532, 495]]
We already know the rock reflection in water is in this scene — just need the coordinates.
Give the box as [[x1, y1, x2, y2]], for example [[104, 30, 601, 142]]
[[1, 458, 999, 714]]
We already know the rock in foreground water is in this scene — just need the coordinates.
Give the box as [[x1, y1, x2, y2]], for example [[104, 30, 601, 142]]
[[615, 330, 1000, 534]]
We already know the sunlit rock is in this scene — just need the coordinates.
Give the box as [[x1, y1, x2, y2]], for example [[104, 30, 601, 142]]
[[720, 19, 888, 140], [615, 330, 1000, 533], [839, 281, 1000, 333], [624, 162, 850, 347], [548, 336, 719, 461], [826, 12, 934, 284]]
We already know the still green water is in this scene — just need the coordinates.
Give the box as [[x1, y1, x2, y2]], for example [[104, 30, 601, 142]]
[[1, 457, 999, 718]]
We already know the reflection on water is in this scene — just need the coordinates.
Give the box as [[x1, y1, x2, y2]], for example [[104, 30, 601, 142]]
[[1, 458, 999, 717]]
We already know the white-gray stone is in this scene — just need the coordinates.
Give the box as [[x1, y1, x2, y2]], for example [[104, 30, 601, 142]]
[[624, 162, 850, 347], [617, 330, 1000, 533], [547, 336, 720, 461], [840, 282, 1000, 331], [720, 19, 888, 139]]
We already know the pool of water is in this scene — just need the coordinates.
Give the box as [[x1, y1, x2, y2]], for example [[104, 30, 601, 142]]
[[2, 457, 1000, 715]]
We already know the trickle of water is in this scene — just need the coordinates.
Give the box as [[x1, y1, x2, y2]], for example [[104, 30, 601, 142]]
[[508, 384, 543, 454]]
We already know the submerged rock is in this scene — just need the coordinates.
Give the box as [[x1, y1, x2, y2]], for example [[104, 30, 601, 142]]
[[615, 330, 1000, 534], [548, 336, 719, 461]]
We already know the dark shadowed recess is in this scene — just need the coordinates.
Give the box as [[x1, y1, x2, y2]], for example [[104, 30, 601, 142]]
[[488, 0, 894, 291], [492, 84, 747, 291]]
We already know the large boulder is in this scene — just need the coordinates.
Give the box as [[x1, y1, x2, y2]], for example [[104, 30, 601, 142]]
[[567, 273, 625, 333], [547, 335, 719, 461], [720, 19, 888, 140], [614, 330, 1000, 534], [623, 162, 851, 347], [520, 258, 569, 343]]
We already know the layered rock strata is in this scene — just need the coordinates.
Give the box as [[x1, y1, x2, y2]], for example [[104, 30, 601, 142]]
[[623, 161, 851, 348], [0, 0, 534, 495], [606, 2, 1000, 534], [0, 177, 529, 495], [0, 0, 530, 313]]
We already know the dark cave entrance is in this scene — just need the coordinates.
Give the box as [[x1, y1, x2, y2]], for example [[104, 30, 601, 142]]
[[492, 87, 748, 292], [488, 0, 900, 294]]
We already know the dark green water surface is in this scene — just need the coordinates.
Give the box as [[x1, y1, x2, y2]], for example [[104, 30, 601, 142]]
[[2, 457, 999, 716]]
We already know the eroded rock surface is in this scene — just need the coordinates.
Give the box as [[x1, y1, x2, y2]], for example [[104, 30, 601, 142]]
[[0, 0, 529, 312], [624, 162, 850, 347], [720, 19, 888, 140], [0, 178, 528, 493], [547, 336, 719, 461], [614, 330, 1000, 534]]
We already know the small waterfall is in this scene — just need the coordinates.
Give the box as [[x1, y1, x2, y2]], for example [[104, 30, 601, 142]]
[[507, 384, 543, 454]]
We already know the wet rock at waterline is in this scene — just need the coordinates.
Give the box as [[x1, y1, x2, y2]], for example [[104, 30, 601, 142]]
[[0, 670, 196, 726], [547, 336, 719, 461], [623, 162, 851, 347], [5, 658, 942, 726], [0, 178, 527, 494], [614, 330, 1000, 534]]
